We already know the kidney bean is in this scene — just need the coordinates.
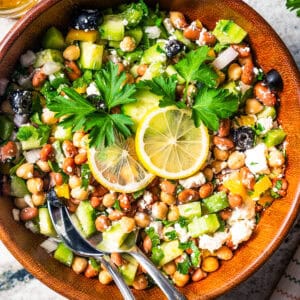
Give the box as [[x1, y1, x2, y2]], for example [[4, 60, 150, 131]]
[[20, 207, 38, 221], [32, 70, 47, 88]]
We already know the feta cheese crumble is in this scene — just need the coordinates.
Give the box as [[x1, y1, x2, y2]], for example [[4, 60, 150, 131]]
[[198, 232, 229, 253], [229, 219, 256, 249], [145, 26, 161, 39], [174, 223, 190, 242], [179, 172, 206, 189], [245, 143, 269, 174], [257, 117, 273, 135], [86, 82, 100, 96]]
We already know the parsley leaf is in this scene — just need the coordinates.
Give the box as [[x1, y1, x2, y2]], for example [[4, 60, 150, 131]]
[[193, 65, 218, 88], [178, 216, 189, 228], [165, 230, 177, 241], [151, 247, 164, 265], [189, 241, 201, 267], [275, 180, 283, 190], [177, 257, 191, 274], [145, 227, 160, 247], [286, 0, 300, 17], [16, 126, 35, 141], [81, 164, 91, 190], [113, 200, 122, 211], [192, 87, 239, 131]]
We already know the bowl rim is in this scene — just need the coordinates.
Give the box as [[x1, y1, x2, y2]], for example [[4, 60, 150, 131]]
[[0, 0, 299, 299]]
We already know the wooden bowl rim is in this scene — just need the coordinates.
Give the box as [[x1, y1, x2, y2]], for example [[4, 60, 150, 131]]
[[0, 0, 299, 299]]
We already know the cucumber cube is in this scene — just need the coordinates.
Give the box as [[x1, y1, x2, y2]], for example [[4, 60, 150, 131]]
[[264, 129, 286, 147], [10, 176, 29, 198], [159, 240, 184, 266], [119, 254, 139, 285], [54, 242, 74, 267], [53, 125, 72, 141], [188, 214, 220, 238], [42, 26, 65, 50], [202, 192, 229, 213], [34, 49, 64, 68], [213, 20, 247, 44], [257, 106, 277, 120], [99, 15, 125, 41], [141, 42, 167, 65], [80, 42, 104, 70], [178, 202, 202, 219], [39, 207, 57, 237], [75, 201, 96, 238]]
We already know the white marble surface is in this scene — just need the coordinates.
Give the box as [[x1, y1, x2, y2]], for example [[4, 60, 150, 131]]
[[0, 1, 299, 299]]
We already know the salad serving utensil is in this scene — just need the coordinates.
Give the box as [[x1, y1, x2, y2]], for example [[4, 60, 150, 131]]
[[47, 199, 135, 300]]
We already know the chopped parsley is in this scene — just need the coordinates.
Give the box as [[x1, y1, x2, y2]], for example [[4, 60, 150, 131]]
[[151, 247, 164, 265], [81, 164, 91, 190], [113, 199, 122, 211], [145, 227, 160, 247], [177, 256, 191, 274], [165, 230, 177, 241]]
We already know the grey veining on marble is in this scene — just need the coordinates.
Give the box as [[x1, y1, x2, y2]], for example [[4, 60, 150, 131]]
[[0, 0, 299, 299]]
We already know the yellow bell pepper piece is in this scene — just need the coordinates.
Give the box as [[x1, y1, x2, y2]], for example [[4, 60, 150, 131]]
[[236, 115, 256, 127], [66, 29, 99, 44], [74, 85, 87, 94], [251, 176, 272, 200], [223, 171, 248, 200], [55, 183, 70, 199]]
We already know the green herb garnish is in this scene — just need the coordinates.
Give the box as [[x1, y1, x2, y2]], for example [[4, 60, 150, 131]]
[[145, 226, 160, 247], [286, 0, 300, 16], [177, 256, 191, 274], [165, 230, 177, 241], [151, 247, 164, 265]]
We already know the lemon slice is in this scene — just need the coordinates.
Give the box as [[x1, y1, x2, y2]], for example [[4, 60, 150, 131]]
[[135, 106, 209, 179], [88, 135, 155, 193]]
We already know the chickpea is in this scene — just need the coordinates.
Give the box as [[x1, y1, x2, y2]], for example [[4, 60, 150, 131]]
[[199, 182, 214, 199], [62, 157, 75, 175], [219, 210, 232, 221], [201, 257, 219, 272], [134, 212, 151, 228], [62, 140, 77, 158], [170, 11, 188, 29], [203, 167, 214, 182], [160, 191, 176, 205], [120, 216, 135, 233], [218, 119, 231, 137], [151, 202, 168, 220], [99, 269, 113, 285], [137, 64, 148, 76], [192, 269, 207, 282], [110, 253, 123, 267], [32, 193, 46, 206], [108, 209, 124, 221], [16, 163, 34, 179], [160, 180, 176, 194], [36, 160, 51, 173], [73, 131, 85, 148], [72, 256, 88, 274], [69, 175, 82, 189], [102, 192, 117, 208], [63, 45, 80, 61], [227, 151, 245, 170], [268, 148, 285, 168], [163, 261, 177, 275], [168, 205, 179, 221], [71, 186, 89, 201], [178, 189, 200, 203], [187, 84, 197, 97], [143, 235, 152, 253], [14, 197, 28, 209], [20, 207, 38, 221], [228, 63, 242, 81], [213, 147, 229, 161], [228, 194, 243, 208], [172, 271, 190, 287], [74, 153, 87, 165], [132, 274, 148, 290], [120, 36, 136, 52], [216, 246, 233, 261], [119, 194, 131, 210], [27, 178, 43, 194], [95, 215, 111, 232], [211, 161, 227, 174], [245, 98, 264, 114], [41, 108, 58, 125]]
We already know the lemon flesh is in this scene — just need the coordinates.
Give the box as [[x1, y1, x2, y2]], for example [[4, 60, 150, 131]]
[[135, 107, 209, 179]]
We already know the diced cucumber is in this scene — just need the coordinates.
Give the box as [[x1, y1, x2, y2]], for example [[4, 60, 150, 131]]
[[97, 220, 130, 251], [108, 40, 120, 48], [141, 62, 164, 80], [223, 81, 239, 95], [165, 65, 185, 84], [257, 106, 277, 120], [121, 2, 144, 28], [264, 129, 286, 147], [213, 20, 247, 45], [10, 176, 29, 198], [39, 207, 57, 237], [178, 202, 202, 219], [0, 115, 13, 142], [53, 125, 72, 141], [173, 30, 195, 49], [49, 72, 70, 89], [54, 242, 74, 267], [119, 254, 139, 285], [122, 89, 161, 131], [188, 214, 220, 238], [99, 15, 125, 41], [159, 240, 183, 266], [79, 42, 104, 70], [141, 42, 167, 65], [202, 192, 229, 213], [34, 49, 64, 68], [42, 26, 65, 50], [126, 27, 143, 45], [70, 214, 87, 237], [52, 140, 65, 166], [75, 201, 96, 238], [124, 49, 143, 63]]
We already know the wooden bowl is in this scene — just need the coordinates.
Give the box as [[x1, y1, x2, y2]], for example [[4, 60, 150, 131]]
[[0, 0, 299, 299]]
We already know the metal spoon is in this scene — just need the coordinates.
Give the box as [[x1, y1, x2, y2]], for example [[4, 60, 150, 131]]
[[47, 199, 135, 300]]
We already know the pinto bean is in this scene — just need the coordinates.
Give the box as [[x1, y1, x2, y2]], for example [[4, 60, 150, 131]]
[[218, 119, 231, 137], [20, 207, 38, 221], [62, 140, 77, 158], [65, 60, 81, 81], [240, 56, 254, 85], [170, 11, 188, 29], [178, 189, 200, 203], [32, 70, 47, 88], [254, 82, 277, 106], [40, 144, 53, 161], [232, 44, 251, 58], [199, 30, 216, 46], [213, 136, 234, 150]]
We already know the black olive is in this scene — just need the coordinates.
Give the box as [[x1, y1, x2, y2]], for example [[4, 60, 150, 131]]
[[46, 188, 65, 208], [87, 95, 107, 112], [232, 126, 255, 151], [264, 69, 283, 92], [8, 90, 32, 115], [165, 39, 184, 58], [73, 9, 103, 31]]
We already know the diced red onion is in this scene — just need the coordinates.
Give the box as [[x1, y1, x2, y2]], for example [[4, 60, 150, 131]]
[[0, 78, 9, 96], [12, 208, 20, 221], [24, 194, 34, 208], [24, 149, 41, 163], [13, 114, 28, 127], [25, 220, 39, 233], [40, 238, 59, 253], [212, 47, 239, 70], [20, 50, 36, 67], [42, 62, 62, 75]]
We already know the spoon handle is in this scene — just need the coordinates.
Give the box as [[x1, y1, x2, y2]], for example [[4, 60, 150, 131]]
[[99, 256, 135, 300], [131, 248, 186, 300]]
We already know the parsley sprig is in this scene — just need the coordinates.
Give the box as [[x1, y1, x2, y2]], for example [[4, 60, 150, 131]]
[[286, 0, 300, 16], [47, 62, 136, 148]]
